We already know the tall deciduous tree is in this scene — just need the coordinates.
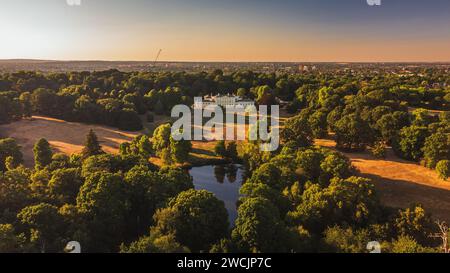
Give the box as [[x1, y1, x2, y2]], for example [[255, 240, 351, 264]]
[[151, 189, 229, 252], [232, 197, 290, 253]]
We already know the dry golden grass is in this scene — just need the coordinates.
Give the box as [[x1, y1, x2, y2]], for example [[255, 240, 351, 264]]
[[2, 114, 448, 221], [316, 139, 450, 222], [0, 116, 140, 166]]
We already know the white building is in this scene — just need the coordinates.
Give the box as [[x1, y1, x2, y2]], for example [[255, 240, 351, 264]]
[[194, 94, 255, 109]]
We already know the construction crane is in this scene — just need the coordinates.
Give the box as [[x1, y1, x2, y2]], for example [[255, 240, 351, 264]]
[[153, 49, 162, 66]]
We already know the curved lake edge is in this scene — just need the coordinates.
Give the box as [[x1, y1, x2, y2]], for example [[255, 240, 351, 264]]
[[188, 163, 245, 226], [181, 158, 242, 170]]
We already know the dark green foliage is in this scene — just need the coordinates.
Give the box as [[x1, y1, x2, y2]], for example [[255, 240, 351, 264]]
[[280, 113, 314, 148], [287, 177, 381, 232], [422, 132, 450, 168], [335, 114, 374, 151], [392, 205, 435, 246], [33, 138, 53, 170], [0, 224, 27, 253], [0, 68, 447, 253], [48, 168, 83, 205], [150, 189, 229, 252], [322, 226, 370, 253], [0, 138, 23, 172], [17, 203, 67, 253], [393, 126, 429, 161], [214, 140, 227, 158], [76, 172, 129, 252], [81, 130, 103, 159], [436, 160, 450, 180], [232, 197, 291, 253], [226, 141, 238, 160], [118, 108, 143, 131]]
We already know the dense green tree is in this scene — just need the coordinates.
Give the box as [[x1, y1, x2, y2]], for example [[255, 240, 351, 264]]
[[33, 138, 53, 170], [288, 177, 381, 232], [295, 148, 325, 181], [0, 167, 32, 219], [422, 132, 450, 168], [48, 168, 83, 205], [387, 236, 435, 253], [158, 166, 194, 196], [238, 142, 271, 172], [169, 136, 192, 163], [232, 197, 290, 253], [123, 166, 168, 237], [226, 141, 238, 160], [393, 126, 429, 161], [17, 203, 66, 253], [335, 114, 374, 151], [412, 108, 434, 127], [436, 160, 450, 180], [81, 154, 120, 177], [0, 224, 27, 253], [375, 111, 410, 143], [152, 124, 171, 155], [254, 85, 276, 105], [322, 226, 370, 253], [151, 189, 229, 252], [118, 108, 143, 131], [81, 130, 103, 159], [120, 135, 153, 160], [0, 92, 22, 123], [0, 138, 23, 172], [19, 92, 32, 118], [76, 172, 129, 252], [393, 205, 434, 246], [308, 110, 329, 138], [30, 88, 57, 115], [280, 114, 314, 148], [320, 152, 354, 181], [214, 140, 227, 158], [246, 162, 284, 190], [120, 233, 189, 253]]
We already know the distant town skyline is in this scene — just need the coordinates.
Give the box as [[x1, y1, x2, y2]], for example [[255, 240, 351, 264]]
[[0, 0, 450, 62]]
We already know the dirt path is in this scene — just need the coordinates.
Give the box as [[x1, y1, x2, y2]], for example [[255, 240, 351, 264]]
[[316, 139, 450, 222]]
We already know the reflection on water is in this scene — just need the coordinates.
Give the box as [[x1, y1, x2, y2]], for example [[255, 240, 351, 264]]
[[189, 164, 244, 226]]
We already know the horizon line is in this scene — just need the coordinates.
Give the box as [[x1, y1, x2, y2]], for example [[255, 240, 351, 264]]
[[2, 58, 450, 64]]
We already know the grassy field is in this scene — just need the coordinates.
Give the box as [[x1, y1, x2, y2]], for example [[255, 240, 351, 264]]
[[1, 115, 449, 222], [0, 116, 224, 168], [316, 139, 450, 222]]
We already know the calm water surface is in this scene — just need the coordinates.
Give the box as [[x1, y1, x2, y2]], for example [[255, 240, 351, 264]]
[[189, 164, 245, 225]]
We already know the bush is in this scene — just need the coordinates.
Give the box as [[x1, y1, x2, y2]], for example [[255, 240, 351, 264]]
[[436, 160, 450, 180], [370, 142, 386, 159]]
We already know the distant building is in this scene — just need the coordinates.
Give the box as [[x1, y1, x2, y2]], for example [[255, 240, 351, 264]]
[[194, 94, 255, 109]]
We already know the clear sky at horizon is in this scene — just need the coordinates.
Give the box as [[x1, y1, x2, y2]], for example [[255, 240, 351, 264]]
[[0, 0, 449, 62]]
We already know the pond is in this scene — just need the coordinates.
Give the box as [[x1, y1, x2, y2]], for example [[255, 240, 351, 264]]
[[189, 164, 245, 226]]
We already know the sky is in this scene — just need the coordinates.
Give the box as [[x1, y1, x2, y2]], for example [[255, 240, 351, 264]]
[[0, 0, 449, 62]]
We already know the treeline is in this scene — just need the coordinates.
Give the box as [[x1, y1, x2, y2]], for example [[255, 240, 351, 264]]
[[1, 68, 449, 130], [280, 84, 450, 179], [0, 130, 195, 252], [0, 129, 448, 253], [229, 142, 446, 253]]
